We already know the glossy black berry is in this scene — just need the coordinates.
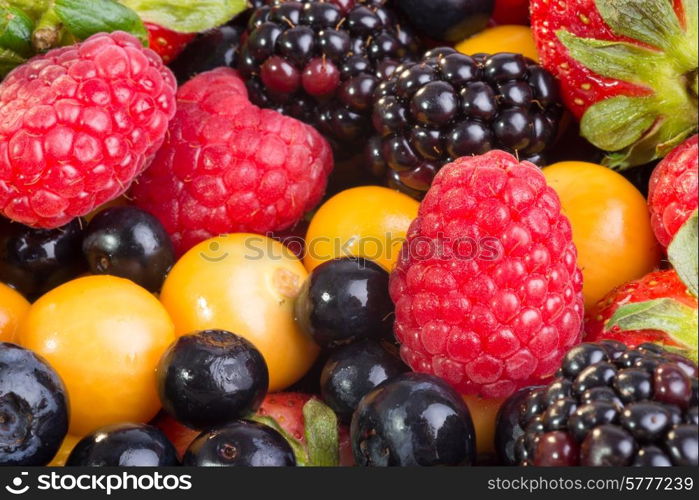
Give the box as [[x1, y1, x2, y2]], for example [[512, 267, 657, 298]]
[[370, 48, 562, 198], [495, 386, 540, 465], [580, 424, 637, 466], [66, 423, 178, 466], [665, 424, 698, 466], [568, 402, 619, 442], [0, 343, 69, 465], [396, 0, 493, 43], [320, 340, 407, 422], [619, 402, 672, 442], [170, 22, 245, 84], [82, 207, 174, 293], [295, 258, 394, 348], [351, 373, 475, 466], [613, 368, 653, 403], [0, 217, 86, 301], [183, 421, 296, 467], [157, 330, 269, 430], [502, 341, 699, 466], [237, 0, 420, 149], [633, 445, 673, 466]]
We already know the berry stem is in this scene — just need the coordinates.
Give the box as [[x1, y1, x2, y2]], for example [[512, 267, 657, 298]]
[[31, 2, 62, 52]]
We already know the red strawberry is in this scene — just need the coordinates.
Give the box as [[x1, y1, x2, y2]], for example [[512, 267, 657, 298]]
[[145, 23, 196, 64], [649, 134, 698, 247], [154, 392, 354, 465], [585, 269, 698, 362], [390, 150, 584, 399], [530, 0, 698, 168], [152, 412, 199, 458], [255, 393, 354, 467]]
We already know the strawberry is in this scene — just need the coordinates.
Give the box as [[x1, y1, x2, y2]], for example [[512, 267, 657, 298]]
[[254, 393, 355, 467], [530, 0, 698, 168], [585, 269, 698, 362], [144, 22, 195, 64], [649, 134, 699, 247], [154, 392, 354, 465]]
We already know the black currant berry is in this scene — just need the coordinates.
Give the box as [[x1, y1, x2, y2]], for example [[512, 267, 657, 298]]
[[66, 423, 179, 466], [157, 330, 269, 430], [320, 339, 407, 422], [82, 207, 174, 292], [351, 372, 475, 466], [295, 257, 394, 348], [1, 343, 69, 465], [183, 421, 296, 466], [0, 217, 86, 301]]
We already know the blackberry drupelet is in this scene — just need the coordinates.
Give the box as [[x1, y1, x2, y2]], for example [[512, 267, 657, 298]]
[[496, 341, 699, 466], [237, 0, 420, 149], [370, 47, 563, 198]]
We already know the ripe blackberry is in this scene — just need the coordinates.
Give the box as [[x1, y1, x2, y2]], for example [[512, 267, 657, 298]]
[[370, 47, 563, 198], [237, 0, 420, 149], [496, 341, 699, 466]]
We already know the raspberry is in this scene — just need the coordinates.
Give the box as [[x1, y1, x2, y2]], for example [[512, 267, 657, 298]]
[[370, 47, 563, 198], [648, 134, 698, 247], [0, 32, 177, 228], [237, 0, 420, 150], [389, 150, 584, 399], [496, 342, 698, 466], [131, 68, 333, 255]]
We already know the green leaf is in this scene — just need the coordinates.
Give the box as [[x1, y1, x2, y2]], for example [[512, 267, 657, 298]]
[[606, 298, 698, 362], [557, 30, 664, 85], [3, 0, 50, 20], [0, 6, 33, 57], [120, 0, 247, 34], [594, 0, 682, 51], [0, 45, 24, 76], [303, 398, 339, 467], [54, 0, 148, 45], [581, 95, 658, 151], [668, 210, 698, 297]]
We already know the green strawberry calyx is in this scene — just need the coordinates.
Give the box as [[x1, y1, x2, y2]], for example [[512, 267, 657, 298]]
[[247, 398, 341, 467], [606, 212, 699, 362], [668, 210, 698, 298], [557, 0, 698, 169], [1, 0, 148, 76]]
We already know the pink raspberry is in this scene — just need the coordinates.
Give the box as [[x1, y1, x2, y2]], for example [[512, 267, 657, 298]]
[[389, 151, 584, 399], [648, 134, 698, 248], [131, 68, 333, 255], [0, 32, 177, 228]]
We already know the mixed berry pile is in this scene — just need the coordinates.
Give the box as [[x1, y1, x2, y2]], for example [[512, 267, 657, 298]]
[[0, 0, 697, 468]]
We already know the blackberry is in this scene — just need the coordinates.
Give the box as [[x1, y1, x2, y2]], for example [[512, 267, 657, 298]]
[[496, 342, 698, 466], [370, 47, 563, 198], [237, 0, 420, 149]]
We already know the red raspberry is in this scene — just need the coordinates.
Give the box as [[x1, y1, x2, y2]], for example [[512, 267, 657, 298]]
[[0, 32, 177, 228], [389, 150, 584, 399], [131, 68, 333, 255], [648, 134, 698, 248]]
